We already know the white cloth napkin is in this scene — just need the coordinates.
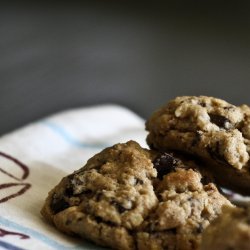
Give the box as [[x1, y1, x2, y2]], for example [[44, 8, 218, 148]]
[[0, 105, 147, 250]]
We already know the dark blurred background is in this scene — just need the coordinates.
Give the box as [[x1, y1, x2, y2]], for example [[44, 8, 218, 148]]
[[1, 1, 250, 135]]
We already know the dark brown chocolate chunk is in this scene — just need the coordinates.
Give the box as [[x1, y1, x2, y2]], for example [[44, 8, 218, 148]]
[[223, 106, 234, 110], [95, 216, 103, 223], [199, 102, 206, 107], [95, 216, 117, 226], [64, 186, 73, 196], [200, 175, 212, 185], [168, 228, 177, 234], [95, 192, 102, 201], [135, 178, 144, 185], [196, 224, 204, 234], [153, 153, 178, 179], [191, 131, 202, 147], [209, 114, 232, 129], [51, 195, 70, 213], [111, 200, 127, 213]]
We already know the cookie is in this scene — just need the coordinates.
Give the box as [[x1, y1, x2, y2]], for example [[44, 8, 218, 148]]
[[41, 141, 232, 250], [201, 204, 250, 250], [146, 96, 250, 194], [240, 104, 250, 152], [137, 160, 232, 250]]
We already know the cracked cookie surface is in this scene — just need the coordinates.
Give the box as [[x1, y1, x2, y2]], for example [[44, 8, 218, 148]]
[[201, 205, 250, 250], [41, 141, 232, 250], [146, 96, 250, 194]]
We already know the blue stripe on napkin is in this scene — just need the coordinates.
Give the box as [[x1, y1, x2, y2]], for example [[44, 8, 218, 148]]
[[41, 121, 108, 149]]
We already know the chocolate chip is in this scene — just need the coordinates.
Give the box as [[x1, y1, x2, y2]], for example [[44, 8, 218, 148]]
[[135, 178, 144, 185], [105, 220, 117, 226], [64, 186, 73, 196], [51, 196, 70, 213], [95, 216, 103, 223], [111, 200, 127, 213], [223, 106, 234, 110], [196, 224, 204, 234], [83, 189, 92, 195], [209, 114, 232, 129], [95, 192, 102, 201], [115, 204, 127, 213], [153, 153, 178, 179], [200, 102, 206, 107], [191, 131, 202, 147], [200, 175, 211, 185], [168, 228, 177, 234], [95, 216, 116, 226], [201, 208, 210, 219]]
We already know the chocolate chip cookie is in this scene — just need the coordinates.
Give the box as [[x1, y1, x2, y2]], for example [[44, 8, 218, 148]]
[[201, 204, 250, 250], [41, 141, 232, 250], [146, 96, 250, 194]]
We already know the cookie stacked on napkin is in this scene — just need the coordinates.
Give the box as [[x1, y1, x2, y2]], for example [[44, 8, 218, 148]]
[[41, 96, 250, 250], [146, 96, 250, 195]]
